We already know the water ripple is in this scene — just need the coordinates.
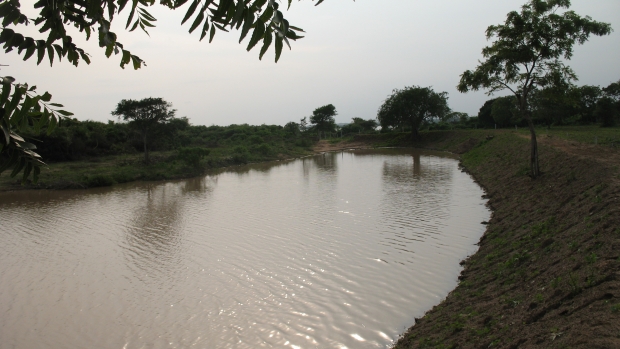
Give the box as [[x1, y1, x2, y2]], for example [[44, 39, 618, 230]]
[[0, 149, 489, 348]]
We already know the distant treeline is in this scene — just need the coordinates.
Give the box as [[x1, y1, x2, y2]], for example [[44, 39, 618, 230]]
[[471, 80, 620, 129], [23, 118, 313, 163]]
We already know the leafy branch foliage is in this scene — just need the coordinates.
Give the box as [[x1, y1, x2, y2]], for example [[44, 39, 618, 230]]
[[0, 0, 311, 69], [0, 76, 73, 183]]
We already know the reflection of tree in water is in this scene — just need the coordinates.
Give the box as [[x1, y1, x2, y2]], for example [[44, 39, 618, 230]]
[[301, 152, 338, 179], [124, 180, 211, 278], [382, 153, 453, 182], [377, 153, 456, 264], [182, 176, 214, 196]]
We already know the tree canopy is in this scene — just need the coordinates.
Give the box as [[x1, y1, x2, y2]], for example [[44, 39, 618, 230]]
[[111, 97, 175, 164], [309, 104, 337, 134], [377, 86, 449, 139], [457, 0, 612, 177]]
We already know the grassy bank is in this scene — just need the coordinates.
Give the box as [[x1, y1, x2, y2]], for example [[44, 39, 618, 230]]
[[376, 128, 620, 348], [0, 142, 313, 190]]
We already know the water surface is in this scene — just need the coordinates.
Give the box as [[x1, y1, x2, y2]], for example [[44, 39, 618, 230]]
[[0, 149, 489, 348]]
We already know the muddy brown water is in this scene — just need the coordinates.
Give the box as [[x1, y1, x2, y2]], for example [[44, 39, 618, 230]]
[[0, 149, 489, 349]]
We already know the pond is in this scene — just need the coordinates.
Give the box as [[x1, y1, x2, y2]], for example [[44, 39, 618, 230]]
[[0, 149, 489, 349]]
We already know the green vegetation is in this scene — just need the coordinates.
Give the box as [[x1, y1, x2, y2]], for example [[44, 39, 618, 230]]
[[458, 0, 612, 177], [309, 104, 338, 138], [0, 119, 313, 189], [111, 97, 176, 164], [377, 86, 450, 140], [0, 0, 321, 182]]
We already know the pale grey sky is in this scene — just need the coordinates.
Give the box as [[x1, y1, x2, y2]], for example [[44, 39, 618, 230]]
[[4, 0, 620, 126]]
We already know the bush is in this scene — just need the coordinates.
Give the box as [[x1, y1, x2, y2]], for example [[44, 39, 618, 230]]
[[252, 143, 272, 155], [177, 147, 210, 168], [248, 135, 264, 144], [85, 174, 114, 187], [231, 146, 250, 164]]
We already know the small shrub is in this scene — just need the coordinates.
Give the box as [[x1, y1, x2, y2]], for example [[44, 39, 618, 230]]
[[232, 145, 250, 164], [85, 174, 114, 187], [252, 142, 272, 155], [178, 147, 210, 169], [248, 135, 264, 144]]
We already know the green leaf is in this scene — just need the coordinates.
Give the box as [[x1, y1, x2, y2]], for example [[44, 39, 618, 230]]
[[274, 35, 283, 62], [5, 86, 24, 119], [182, 0, 201, 25], [79, 52, 91, 64], [138, 8, 157, 22], [232, 0, 245, 27], [200, 18, 210, 41], [22, 162, 32, 184], [0, 119, 10, 144], [33, 165, 40, 183], [0, 83, 11, 106], [209, 23, 216, 43], [10, 157, 25, 178], [239, 11, 255, 43], [0, 148, 18, 174], [246, 22, 265, 51], [36, 41, 45, 65], [289, 25, 305, 32], [120, 49, 131, 68], [47, 110, 57, 135], [258, 6, 273, 23], [41, 92, 52, 102], [189, 11, 205, 33], [259, 29, 272, 60], [131, 55, 141, 70], [47, 44, 54, 66], [56, 110, 74, 116], [126, 0, 138, 29]]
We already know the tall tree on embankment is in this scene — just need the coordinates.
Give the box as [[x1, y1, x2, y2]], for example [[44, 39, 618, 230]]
[[457, 0, 611, 178], [310, 104, 337, 139], [112, 98, 176, 164], [377, 86, 449, 140]]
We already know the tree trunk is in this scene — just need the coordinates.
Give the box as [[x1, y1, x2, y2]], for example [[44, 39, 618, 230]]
[[143, 130, 149, 165], [525, 116, 540, 178]]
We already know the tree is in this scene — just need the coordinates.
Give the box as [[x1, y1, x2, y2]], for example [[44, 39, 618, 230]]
[[284, 121, 300, 136], [341, 117, 377, 135], [602, 80, 620, 121], [575, 85, 603, 124], [477, 98, 497, 128], [351, 117, 378, 131], [457, 0, 612, 178], [111, 97, 176, 164], [491, 96, 518, 128], [0, 0, 326, 182], [377, 86, 449, 140], [310, 104, 337, 137], [595, 96, 618, 127], [595, 81, 620, 128], [299, 117, 308, 132]]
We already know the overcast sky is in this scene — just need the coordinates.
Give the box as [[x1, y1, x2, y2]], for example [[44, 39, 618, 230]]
[[3, 0, 620, 126]]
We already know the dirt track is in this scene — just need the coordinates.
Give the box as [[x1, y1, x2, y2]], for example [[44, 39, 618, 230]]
[[312, 139, 373, 153]]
